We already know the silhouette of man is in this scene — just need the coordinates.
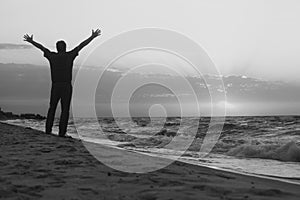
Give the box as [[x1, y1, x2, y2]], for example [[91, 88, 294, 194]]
[[24, 29, 101, 137]]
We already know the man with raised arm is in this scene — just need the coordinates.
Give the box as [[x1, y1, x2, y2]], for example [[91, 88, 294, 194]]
[[23, 29, 101, 137]]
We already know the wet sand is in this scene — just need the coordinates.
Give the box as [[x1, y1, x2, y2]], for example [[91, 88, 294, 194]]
[[1, 122, 300, 200]]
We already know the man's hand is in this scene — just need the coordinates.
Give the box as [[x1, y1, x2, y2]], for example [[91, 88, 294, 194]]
[[23, 34, 34, 43], [91, 29, 101, 38], [23, 34, 49, 52], [73, 29, 101, 52]]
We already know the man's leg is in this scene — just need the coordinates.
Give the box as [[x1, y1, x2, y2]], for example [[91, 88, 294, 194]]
[[45, 85, 60, 134], [59, 84, 72, 136]]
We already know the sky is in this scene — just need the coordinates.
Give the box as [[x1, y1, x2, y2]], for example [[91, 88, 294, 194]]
[[1, 0, 300, 116], [1, 0, 300, 81]]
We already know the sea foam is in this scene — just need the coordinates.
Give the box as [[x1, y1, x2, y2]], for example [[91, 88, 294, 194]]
[[228, 141, 300, 162]]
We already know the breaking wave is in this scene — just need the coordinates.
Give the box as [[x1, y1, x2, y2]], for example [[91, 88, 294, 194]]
[[228, 141, 300, 162]]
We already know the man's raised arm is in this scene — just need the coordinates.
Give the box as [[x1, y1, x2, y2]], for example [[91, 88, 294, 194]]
[[73, 29, 101, 52], [23, 34, 49, 52]]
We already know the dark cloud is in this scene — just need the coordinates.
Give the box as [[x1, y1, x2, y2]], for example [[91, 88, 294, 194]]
[[1, 63, 300, 115], [0, 43, 32, 50]]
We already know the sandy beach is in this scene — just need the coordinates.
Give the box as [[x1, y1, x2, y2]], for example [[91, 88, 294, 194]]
[[1, 122, 300, 200]]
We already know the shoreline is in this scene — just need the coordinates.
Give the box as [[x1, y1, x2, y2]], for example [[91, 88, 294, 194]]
[[3, 119, 300, 186], [1, 122, 300, 199]]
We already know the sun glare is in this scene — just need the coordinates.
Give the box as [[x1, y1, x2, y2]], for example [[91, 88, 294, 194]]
[[217, 100, 236, 110]]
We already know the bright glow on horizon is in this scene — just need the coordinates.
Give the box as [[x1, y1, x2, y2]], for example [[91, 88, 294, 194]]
[[1, 0, 300, 116], [217, 101, 236, 111]]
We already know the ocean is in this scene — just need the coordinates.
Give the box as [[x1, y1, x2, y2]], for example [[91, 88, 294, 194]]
[[3, 116, 300, 184]]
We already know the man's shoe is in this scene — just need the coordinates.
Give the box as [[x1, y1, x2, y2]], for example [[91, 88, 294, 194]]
[[58, 134, 72, 138]]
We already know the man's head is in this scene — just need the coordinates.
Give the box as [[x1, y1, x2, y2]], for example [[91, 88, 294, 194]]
[[56, 40, 66, 52]]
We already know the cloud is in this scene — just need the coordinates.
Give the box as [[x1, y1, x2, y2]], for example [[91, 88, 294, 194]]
[[0, 43, 32, 50], [1, 63, 300, 116]]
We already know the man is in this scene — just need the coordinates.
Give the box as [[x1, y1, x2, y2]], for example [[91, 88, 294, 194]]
[[23, 29, 101, 137]]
